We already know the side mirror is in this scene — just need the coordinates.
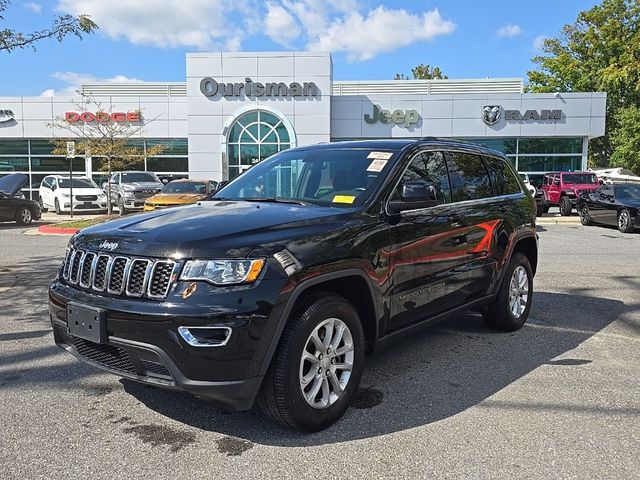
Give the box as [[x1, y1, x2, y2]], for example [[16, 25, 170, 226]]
[[388, 180, 440, 214], [162, 178, 169, 184], [102, 182, 108, 191]]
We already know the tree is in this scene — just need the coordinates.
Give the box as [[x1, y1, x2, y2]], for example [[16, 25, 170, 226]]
[[610, 106, 640, 175], [0, 0, 97, 52], [527, 0, 640, 168], [394, 64, 448, 80], [49, 94, 164, 215]]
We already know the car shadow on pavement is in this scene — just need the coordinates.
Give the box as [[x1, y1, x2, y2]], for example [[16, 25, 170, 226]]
[[122, 290, 629, 446]]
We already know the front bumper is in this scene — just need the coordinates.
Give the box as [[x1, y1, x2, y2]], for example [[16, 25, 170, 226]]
[[49, 276, 288, 410], [61, 200, 108, 212]]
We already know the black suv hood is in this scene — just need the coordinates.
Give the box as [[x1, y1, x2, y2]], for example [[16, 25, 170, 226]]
[[0, 173, 28, 195], [73, 200, 354, 258]]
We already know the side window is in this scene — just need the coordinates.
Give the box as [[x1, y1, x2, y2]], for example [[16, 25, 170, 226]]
[[392, 151, 451, 204], [484, 156, 521, 195], [51, 178, 57, 189], [111, 173, 119, 184], [41, 177, 50, 188], [553, 175, 560, 186], [445, 152, 493, 202]]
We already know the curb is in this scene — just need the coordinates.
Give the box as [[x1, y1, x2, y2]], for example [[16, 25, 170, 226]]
[[37, 224, 80, 235]]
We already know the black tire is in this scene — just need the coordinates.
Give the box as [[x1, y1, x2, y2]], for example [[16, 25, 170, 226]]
[[618, 209, 634, 233], [579, 204, 592, 226], [54, 198, 62, 215], [483, 253, 533, 332], [15, 206, 33, 226], [117, 196, 127, 216], [257, 292, 366, 431], [536, 203, 545, 217], [38, 196, 48, 213], [559, 196, 572, 216], [543, 205, 550, 214]]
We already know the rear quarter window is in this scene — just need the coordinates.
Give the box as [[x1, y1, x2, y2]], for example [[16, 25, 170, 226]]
[[445, 152, 493, 202], [484, 156, 522, 195]]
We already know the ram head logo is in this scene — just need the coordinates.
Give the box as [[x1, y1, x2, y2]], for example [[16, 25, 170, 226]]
[[482, 105, 502, 126]]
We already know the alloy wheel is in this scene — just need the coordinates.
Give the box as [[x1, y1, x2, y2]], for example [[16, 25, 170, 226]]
[[508, 266, 529, 319], [580, 206, 590, 225], [21, 209, 32, 224], [299, 317, 354, 409], [619, 210, 630, 231]]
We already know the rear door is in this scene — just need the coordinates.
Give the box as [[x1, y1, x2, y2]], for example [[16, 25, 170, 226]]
[[386, 150, 469, 331]]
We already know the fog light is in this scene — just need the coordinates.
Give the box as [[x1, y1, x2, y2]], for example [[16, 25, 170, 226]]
[[178, 326, 231, 347]]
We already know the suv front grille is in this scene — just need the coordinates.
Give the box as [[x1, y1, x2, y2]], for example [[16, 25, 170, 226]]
[[61, 248, 177, 300]]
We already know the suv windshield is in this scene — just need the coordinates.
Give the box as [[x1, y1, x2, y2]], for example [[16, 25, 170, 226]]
[[216, 148, 396, 207], [58, 178, 98, 189], [162, 182, 206, 194], [121, 172, 160, 183], [562, 173, 598, 184]]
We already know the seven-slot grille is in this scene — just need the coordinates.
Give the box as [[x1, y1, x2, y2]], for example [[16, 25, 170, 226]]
[[62, 248, 176, 300]]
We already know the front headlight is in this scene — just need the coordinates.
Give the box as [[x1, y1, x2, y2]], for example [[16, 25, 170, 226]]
[[180, 259, 265, 285]]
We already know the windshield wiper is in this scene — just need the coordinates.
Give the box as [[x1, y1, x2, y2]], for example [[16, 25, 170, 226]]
[[241, 197, 310, 205]]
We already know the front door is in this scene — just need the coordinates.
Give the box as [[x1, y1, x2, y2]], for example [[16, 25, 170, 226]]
[[386, 150, 470, 332]]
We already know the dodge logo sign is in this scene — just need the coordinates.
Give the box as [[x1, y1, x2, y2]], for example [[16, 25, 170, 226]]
[[482, 106, 502, 126]]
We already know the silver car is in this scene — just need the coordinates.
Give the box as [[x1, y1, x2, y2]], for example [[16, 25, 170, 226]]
[[103, 171, 163, 215]]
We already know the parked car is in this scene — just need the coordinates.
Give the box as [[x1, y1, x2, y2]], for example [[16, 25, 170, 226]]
[[577, 183, 640, 233], [49, 139, 538, 431], [518, 172, 536, 197], [0, 173, 41, 225], [143, 179, 218, 211], [39, 175, 108, 215], [103, 171, 163, 215], [540, 171, 600, 216]]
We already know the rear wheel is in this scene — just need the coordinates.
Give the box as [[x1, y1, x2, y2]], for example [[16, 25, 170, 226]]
[[618, 209, 634, 233], [38, 196, 48, 213], [579, 204, 592, 226], [257, 292, 366, 431], [15, 207, 33, 225], [483, 253, 533, 332], [559, 197, 572, 216]]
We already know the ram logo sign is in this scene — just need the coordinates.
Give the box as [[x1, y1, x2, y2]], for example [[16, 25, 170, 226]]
[[482, 105, 563, 125]]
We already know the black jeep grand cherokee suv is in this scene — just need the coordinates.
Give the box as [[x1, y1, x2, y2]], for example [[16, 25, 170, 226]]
[[49, 139, 537, 431]]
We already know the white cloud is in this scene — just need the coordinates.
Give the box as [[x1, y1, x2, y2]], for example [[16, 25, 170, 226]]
[[40, 71, 143, 97], [23, 2, 42, 13], [533, 35, 548, 51], [497, 23, 522, 37], [56, 0, 244, 50], [265, 1, 301, 46], [308, 7, 455, 61]]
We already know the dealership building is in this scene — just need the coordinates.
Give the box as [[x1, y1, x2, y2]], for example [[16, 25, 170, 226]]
[[0, 51, 606, 199]]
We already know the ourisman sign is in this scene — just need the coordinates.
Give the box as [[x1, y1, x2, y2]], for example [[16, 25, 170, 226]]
[[200, 77, 319, 98]]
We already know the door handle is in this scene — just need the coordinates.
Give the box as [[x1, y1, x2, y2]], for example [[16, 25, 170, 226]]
[[448, 213, 464, 223]]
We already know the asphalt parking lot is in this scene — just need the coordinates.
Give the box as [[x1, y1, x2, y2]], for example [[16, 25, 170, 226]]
[[0, 222, 638, 479]]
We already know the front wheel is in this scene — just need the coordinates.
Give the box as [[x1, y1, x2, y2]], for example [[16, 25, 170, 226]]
[[483, 253, 533, 332], [618, 209, 634, 233], [257, 292, 366, 431], [579, 204, 592, 226], [54, 198, 62, 215], [15, 207, 33, 225], [559, 197, 573, 216]]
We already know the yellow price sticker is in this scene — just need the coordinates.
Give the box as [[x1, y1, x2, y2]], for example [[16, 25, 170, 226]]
[[332, 195, 356, 204]]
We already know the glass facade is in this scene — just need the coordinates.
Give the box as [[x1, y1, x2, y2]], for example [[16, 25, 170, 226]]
[[0, 138, 188, 199], [462, 137, 585, 174], [226, 110, 293, 180]]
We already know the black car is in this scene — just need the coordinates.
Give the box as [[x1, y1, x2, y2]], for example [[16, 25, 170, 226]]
[[0, 173, 42, 225], [49, 139, 538, 431], [577, 183, 640, 233]]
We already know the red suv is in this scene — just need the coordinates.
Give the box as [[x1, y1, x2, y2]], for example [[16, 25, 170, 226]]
[[540, 172, 600, 216]]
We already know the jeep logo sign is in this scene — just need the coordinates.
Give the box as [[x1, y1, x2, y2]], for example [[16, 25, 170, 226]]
[[200, 77, 319, 98], [364, 104, 420, 128]]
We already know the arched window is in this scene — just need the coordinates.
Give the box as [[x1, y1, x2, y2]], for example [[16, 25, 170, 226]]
[[225, 109, 295, 180]]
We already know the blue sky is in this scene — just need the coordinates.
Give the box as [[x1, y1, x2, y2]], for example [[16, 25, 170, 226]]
[[1, 0, 599, 97]]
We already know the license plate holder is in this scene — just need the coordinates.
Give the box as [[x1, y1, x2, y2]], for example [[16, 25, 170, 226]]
[[67, 303, 106, 343]]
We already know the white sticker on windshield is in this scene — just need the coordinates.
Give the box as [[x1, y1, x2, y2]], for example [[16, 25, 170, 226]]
[[367, 159, 388, 172], [367, 151, 393, 160]]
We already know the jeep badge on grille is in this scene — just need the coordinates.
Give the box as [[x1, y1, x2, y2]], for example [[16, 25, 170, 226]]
[[98, 240, 119, 251]]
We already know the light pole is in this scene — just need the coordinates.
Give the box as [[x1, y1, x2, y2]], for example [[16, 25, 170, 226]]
[[66, 141, 76, 219]]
